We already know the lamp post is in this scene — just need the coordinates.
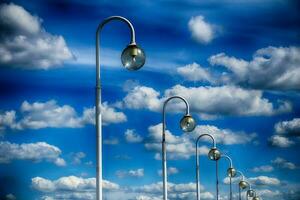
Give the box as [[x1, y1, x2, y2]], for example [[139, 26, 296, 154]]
[[237, 171, 256, 200], [219, 154, 236, 200], [196, 134, 221, 200], [252, 194, 261, 200], [95, 16, 145, 200], [246, 189, 256, 200], [236, 171, 246, 200], [162, 96, 196, 200]]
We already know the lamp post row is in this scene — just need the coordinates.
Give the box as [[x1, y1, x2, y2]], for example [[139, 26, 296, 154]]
[[95, 16, 261, 200]]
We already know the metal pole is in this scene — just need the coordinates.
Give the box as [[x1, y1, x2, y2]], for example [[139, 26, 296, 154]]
[[220, 155, 234, 200], [162, 96, 189, 200], [216, 160, 219, 200], [196, 134, 216, 200], [96, 16, 136, 200], [230, 176, 232, 200], [236, 171, 245, 200]]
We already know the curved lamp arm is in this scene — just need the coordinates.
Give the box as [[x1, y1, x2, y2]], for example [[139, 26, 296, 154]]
[[221, 154, 233, 168], [95, 16, 137, 200], [237, 170, 245, 181], [162, 95, 190, 200], [96, 16, 136, 87], [196, 133, 217, 200]]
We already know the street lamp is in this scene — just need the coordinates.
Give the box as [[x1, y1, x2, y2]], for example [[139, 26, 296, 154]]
[[162, 96, 196, 200], [95, 16, 145, 200], [219, 154, 236, 200], [252, 194, 261, 200], [236, 171, 256, 200], [196, 134, 221, 200], [236, 171, 247, 200], [247, 189, 256, 199]]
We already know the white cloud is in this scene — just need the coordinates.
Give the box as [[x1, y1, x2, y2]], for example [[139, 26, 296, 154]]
[[177, 63, 213, 82], [5, 194, 16, 200], [120, 86, 161, 111], [145, 123, 255, 160], [248, 175, 280, 186], [132, 181, 213, 200], [0, 3, 73, 69], [103, 138, 119, 145], [275, 118, 300, 136], [158, 167, 179, 176], [188, 16, 215, 44], [0, 100, 127, 131], [209, 46, 300, 90], [116, 168, 144, 178], [145, 123, 209, 160], [0, 141, 66, 166], [32, 176, 119, 199], [269, 118, 300, 148], [271, 157, 297, 170], [164, 85, 291, 117], [191, 125, 257, 145], [269, 135, 295, 148], [120, 84, 291, 117], [251, 165, 274, 173], [72, 152, 86, 165], [125, 129, 143, 143]]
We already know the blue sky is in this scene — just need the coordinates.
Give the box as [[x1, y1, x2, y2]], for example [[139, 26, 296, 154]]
[[0, 0, 300, 199]]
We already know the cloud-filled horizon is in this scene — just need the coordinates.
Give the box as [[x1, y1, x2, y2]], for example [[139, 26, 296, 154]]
[[0, 0, 300, 199]]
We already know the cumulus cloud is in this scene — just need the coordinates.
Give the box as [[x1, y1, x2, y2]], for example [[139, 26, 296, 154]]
[[209, 46, 300, 90], [251, 165, 274, 173], [158, 167, 179, 176], [275, 118, 300, 136], [268, 135, 295, 148], [33, 177, 216, 200], [116, 168, 144, 178], [144, 123, 209, 160], [0, 141, 66, 166], [132, 181, 213, 200], [120, 86, 161, 111], [71, 152, 86, 165], [32, 176, 119, 199], [177, 63, 213, 83], [144, 123, 254, 160], [125, 129, 143, 143], [188, 16, 215, 44], [5, 194, 16, 200], [271, 157, 297, 170], [0, 3, 73, 69], [0, 100, 126, 131], [191, 125, 257, 145], [269, 118, 300, 148], [164, 85, 291, 117], [103, 138, 119, 145], [248, 176, 280, 186], [120, 84, 291, 117]]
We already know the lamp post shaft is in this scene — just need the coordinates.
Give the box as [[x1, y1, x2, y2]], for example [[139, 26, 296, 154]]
[[95, 16, 136, 200], [196, 134, 216, 200], [162, 96, 189, 200], [230, 177, 232, 200], [220, 155, 234, 200], [216, 160, 219, 200]]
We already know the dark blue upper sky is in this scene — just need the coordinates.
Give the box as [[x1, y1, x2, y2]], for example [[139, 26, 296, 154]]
[[0, 0, 299, 200]]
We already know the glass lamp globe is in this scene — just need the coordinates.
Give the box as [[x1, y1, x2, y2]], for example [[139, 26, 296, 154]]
[[208, 147, 221, 161], [121, 44, 145, 71], [180, 115, 196, 132], [253, 197, 260, 200], [227, 167, 236, 177], [239, 180, 248, 189], [247, 190, 256, 197]]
